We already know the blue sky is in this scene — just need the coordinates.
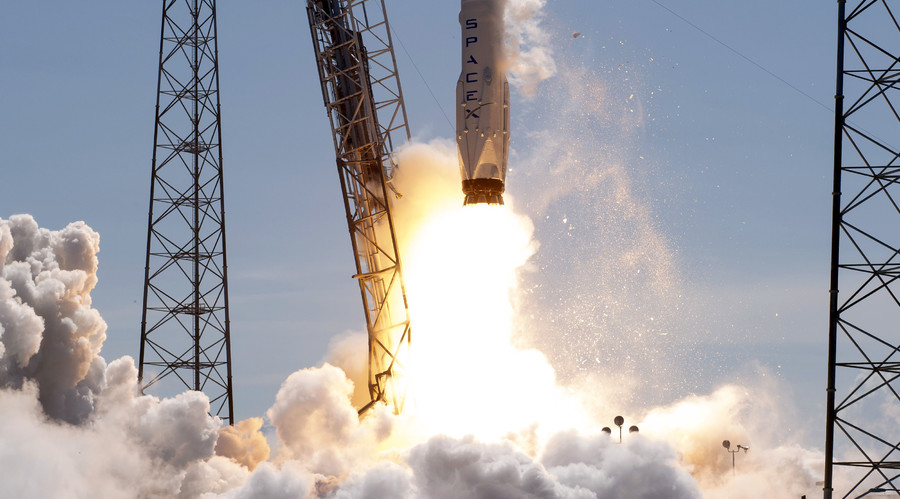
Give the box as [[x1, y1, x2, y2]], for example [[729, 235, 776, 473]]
[[1, 0, 838, 446]]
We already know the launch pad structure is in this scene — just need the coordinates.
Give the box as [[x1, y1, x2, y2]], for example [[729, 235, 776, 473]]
[[825, 0, 900, 496], [135, 0, 412, 423], [305, 0, 413, 414], [138, 0, 234, 425]]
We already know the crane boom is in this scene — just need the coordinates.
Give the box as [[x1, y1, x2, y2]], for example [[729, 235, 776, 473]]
[[306, 0, 412, 414]]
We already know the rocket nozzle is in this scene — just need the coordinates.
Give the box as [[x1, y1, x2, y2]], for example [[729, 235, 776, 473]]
[[462, 178, 504, 206]]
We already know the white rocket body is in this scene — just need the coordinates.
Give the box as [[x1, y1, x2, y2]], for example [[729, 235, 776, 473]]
[[457, 0, 510, 205]]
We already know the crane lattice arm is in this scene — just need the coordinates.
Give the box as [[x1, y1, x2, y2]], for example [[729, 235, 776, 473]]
[[306, 0, 412, 414]]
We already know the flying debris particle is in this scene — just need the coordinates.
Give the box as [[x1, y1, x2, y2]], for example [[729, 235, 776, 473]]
[[571, 32, 581, 38]]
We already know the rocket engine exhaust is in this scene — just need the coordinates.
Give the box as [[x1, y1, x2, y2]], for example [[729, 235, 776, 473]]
[[457, 0, 510, 206]]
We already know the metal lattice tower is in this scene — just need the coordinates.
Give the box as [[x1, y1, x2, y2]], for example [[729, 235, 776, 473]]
[[825, 1, 900, 496], [306, 0, 412, 414], [138, 0, 234, 425]]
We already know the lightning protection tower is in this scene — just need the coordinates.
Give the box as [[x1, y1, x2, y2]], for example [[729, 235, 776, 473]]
[[138, 0, 234, 425], [825, 1, 900, 496], [306, 0, 412, 415]]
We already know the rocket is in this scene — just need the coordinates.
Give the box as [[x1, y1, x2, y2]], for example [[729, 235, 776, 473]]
[[457, 0, 510, 206]]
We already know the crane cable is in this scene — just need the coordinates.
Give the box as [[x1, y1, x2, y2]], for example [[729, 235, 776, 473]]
[[648, 0, 895, 150], [390, 26, 456, 132], [647, 0, 832, 114]]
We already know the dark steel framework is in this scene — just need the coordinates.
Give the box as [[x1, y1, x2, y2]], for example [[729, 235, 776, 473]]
[[825, 1, 900, 496], [139, 0, 234, 425], [306, 0, 412, 414]]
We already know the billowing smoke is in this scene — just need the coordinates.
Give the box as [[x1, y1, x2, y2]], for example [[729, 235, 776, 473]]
[[216, 417, 271, 471], [0, 216, 236, 497], [0, 354, 230, 497], [1, 201, 821, 499], [641, 382, 822, 497], [266, 363, 397, 477], [0, 214, 107, 424], [498, 0, 557, 97]]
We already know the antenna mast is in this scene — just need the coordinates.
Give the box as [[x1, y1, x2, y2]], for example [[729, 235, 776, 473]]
[[138, 0, 234, 425], [824, 1, 900, 495]]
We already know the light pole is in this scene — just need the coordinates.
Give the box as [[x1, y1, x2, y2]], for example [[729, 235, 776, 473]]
[[602, 416, 639, 443], [722, 440, 749, 476]]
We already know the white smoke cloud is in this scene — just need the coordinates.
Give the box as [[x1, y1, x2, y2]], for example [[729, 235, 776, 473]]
[[0, 215, 229, 498], [407, 435, 572, 499], [639, 383, 823, 498], [178, 457, 250, 498], [0, 365, 222, 498], [322, 330, 370, 409], [328, 461, 413, 499], [216, 417, 271, 471], [1, 189, 826, 499], [0, 273, 43, 369], [541, 430, 701, 498], [502, 0, 557, 97], [217, 461, 316, 499], [0, 214, 107, 424], [266, 363, 396, 477], [0, 383, 146, 499]]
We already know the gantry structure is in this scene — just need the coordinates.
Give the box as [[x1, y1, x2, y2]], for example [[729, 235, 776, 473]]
[[306, 0, 412, 414], [138, 0, 234, 425], [825, 1, 900, 496]]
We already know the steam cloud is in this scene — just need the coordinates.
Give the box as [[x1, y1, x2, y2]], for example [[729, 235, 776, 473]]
[[501, 0, 557, 97], [0, 214, 106, 424], [2, 177, 821, 499]]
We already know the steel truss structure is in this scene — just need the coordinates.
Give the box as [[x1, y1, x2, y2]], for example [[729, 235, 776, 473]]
[[825, 1, 900, 496], [306, 0, 412, 414], [139, 0, 234, 425]]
